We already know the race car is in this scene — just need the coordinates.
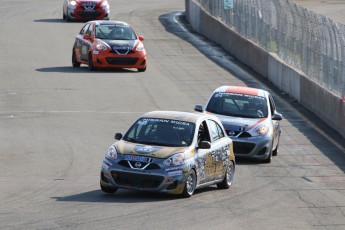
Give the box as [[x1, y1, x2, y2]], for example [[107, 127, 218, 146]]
[[72, 20, 147, 72], [100, 111, 235, 197], [63, 0, 110, 22], [195, 86, 283, 163]]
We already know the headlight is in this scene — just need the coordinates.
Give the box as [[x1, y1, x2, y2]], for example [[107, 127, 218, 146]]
[[106, 145, 118, 160], [254, 125, 269, 136], [163, 153, 185, 166], [69, 1, 78, 6], [96, 42, 108, 51], [101, 0, 109, 7], [136, 42, 145, 52]]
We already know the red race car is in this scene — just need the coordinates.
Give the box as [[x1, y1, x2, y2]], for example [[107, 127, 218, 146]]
[[63, 0, 110, 21], [72, 20, 147, 72]]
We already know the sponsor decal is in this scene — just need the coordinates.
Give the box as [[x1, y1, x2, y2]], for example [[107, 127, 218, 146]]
[[166, 166, 184, 172], [124, 154, 153, 163], [167, 170, 183, 176], [93, 50, 99, 55], [102, 163, 109, 170], [134, 145, 161, 155]]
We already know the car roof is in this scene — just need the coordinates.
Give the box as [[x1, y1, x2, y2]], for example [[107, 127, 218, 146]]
[[92, 20, 130, 26], [141, 111, 214, 124], [214, 85, 268, 97]]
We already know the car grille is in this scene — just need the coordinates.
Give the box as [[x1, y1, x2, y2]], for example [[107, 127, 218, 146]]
[[233, 141, 255, 154], [226, 130, 252, 138], [110, 50, 135, 55], [76, 11, 102, 18], [106, 57, 139, 65], [111, 171, 164, 189], [118, 160, 161, 170]]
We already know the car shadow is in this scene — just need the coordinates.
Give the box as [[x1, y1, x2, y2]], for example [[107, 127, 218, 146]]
[[33, 18, 85, 23], [52, 186, 220, 203], [36, 66, 139, 74]]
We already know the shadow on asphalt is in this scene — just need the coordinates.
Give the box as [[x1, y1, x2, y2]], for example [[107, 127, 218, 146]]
[[33, 18, 85, 23], [36, 66, 138, 73], [159, 11, 345, 173], [52, 186, 218, 203]]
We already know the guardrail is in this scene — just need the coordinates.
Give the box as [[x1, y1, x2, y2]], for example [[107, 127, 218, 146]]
[[185, 0, 345, 139]]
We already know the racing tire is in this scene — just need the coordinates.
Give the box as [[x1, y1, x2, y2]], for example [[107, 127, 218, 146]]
[[100, 182, 118, 194], [137, 67, 146, 72], [263, 145, 273, 163], [66, 9, 70, 22], [72, 50, 81, 67], [88, 53, 95, 71], [181, 169, 196, 198], [272, 134, 280, 156], [217, 161, 234, 189]]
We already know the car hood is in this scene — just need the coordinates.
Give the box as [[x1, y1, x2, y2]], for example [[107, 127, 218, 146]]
[[114, 140, 188, 159], [102, 40, 137, 50], [211, 113, 268, 132], [77, 0, 103, 3]]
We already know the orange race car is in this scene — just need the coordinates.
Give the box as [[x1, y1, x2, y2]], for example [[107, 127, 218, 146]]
[[63, 0, 110, 22], [72, 20, 147, 72]]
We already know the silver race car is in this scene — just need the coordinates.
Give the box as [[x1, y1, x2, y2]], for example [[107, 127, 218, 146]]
[[195, 86, 283, 163], [100, 111, 235, 197]]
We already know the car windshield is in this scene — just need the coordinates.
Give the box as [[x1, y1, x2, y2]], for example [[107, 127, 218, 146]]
[[122, 118, 196, 147], [206, 92, 268, 118], [95, 24, 137, 40]]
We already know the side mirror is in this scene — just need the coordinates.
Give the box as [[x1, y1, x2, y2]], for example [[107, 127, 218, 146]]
[[194, 104, 203, 112], [138, 36, 144, 41], [83, 34, 90, 40], [272, 113, 283, 121], [198, 141, 211, 149], [114, 133, 123, 140]]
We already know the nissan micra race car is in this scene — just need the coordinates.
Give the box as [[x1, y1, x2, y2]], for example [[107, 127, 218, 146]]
[[100, 111, 235, 197], [195, 86, 283, 163], [72, 20, 147, 72], [63, 0, 110, 22]]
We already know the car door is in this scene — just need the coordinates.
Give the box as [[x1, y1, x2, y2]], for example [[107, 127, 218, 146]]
[[80, 23, 94, 62], [195, 120, 215, 184], [75, 23, 90, 62], [206, 119, 230, 181], [268, 94, 280, 148]]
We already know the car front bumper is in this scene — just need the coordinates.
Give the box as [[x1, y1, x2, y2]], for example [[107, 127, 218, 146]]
[[100, 157, 188, 194], [231, 134, 273, 160], [91, 49, 147, 69], [67, 5, 109, 20]]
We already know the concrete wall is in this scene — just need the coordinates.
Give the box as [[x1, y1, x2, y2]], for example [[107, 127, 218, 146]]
[[185, 0, 345, 139]]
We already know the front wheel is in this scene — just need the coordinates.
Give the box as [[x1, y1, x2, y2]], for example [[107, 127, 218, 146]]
[[181, 169, 196, 198], [217, 161, 235, 189], [100, 182, 117, 194], [137, 67, 146, 72], [72, 50, 81, 67], [263, 145, 273, 163], [88, 53, 95, 71]]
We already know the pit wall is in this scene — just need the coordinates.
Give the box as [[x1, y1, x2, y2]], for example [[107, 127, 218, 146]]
[[185, 0, 345, 139]]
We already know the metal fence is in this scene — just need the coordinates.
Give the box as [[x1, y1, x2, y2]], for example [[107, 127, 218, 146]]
[[197, 0, 345, 98]]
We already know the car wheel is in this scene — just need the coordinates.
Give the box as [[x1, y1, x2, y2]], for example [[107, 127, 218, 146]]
[[72, 50, 81, 67], [181, 169, 196, 198], [100, 181, 117, 194], [66, 9, 70, 22], [272, 134, 280, 156], [137, 67, 146, 72], [264, 145, 273, 163], [88, 53, 94, 71], [217, 161, 234, 189]]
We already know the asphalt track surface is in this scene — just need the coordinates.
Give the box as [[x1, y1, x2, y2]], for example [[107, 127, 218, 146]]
[[1, 0, 345, 229]]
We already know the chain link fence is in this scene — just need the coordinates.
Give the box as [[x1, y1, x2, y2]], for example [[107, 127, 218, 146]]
[[197, 0, 345, 98]]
